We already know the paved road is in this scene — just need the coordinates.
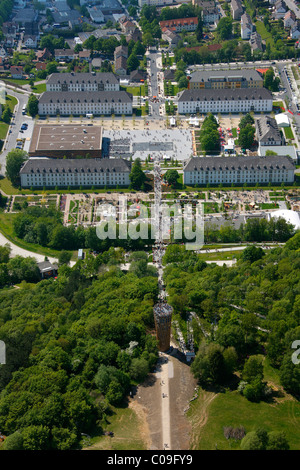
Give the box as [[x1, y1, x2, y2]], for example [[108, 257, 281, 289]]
[[0, 230, 77, 266], [0, 87, 30, 175], [285, 0, 300, 18]]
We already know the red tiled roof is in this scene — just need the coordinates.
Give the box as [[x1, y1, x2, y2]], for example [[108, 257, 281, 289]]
[[160, 17, 198, 28]]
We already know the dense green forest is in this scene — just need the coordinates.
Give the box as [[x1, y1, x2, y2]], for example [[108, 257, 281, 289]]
[[163, 234, 300, 404], [0, 258, 158, 450]]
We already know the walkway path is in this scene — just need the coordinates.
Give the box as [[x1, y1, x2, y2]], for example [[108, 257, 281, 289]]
[[0, 230, 76, 266]]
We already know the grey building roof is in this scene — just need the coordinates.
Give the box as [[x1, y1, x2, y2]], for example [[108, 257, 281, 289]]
[[231, 0, 243, 13], [189, 68, 263, 83], [178, 87, 272, 102], [184, 155, 295, 172], [20, 157, 131, 174], [255, 116, 283, 144], [47, 72, 119, 86], [37, 260, 58, 272], [249, 31, 263, 50], [39, 90, 133, 104]]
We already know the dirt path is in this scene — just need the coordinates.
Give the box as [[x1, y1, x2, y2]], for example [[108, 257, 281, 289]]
[[189, 390, 217, 450], [133, 344, 198, 450]]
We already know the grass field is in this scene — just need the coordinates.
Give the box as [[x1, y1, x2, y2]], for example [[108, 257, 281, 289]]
[[188, 358, 300, 450], [0, 122, 8, 140], [255, 21, 275, 51], [31, 83, 46, 94], [83, 405, 147, 450], [0, 95, 18, 140], [283, 126, 294, 140], [197, 250, 242, 262]]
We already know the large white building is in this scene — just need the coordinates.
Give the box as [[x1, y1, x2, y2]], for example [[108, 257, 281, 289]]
[[183, 155, 295, 186], [20, 158, 131, 189], [46, 72, 120, 92], [38, 91, 133, 116], [178, 88, 273, 114]]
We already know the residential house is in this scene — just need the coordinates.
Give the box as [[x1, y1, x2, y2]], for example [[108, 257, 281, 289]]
[[164, 69, 176, 82], [249, 31, 263, 52], [23, 35, 38, 48], [78, 50, 91, 62], [129, 69, 147, 83], [274, 0, 287, 19], [241, 12, 254, 40], [0, 47, 7, 59], [255, 115, 285, 146], [122, 20, 136, 35], [231, 0, 243, 20], [284, 9, 296, 28], [2, 22, 18, 39], [159, 17, 198, 32], [10, 66, 24, 79], [192, 2, 220, 25], [161, 28, 181, 48], [291, 20, 300, 39], [35, 62, 47, 71], [54, 49, 76, 61], [115, 55, 127, 76], [36, 48, 52, 61], [126, 28, 142, 43]]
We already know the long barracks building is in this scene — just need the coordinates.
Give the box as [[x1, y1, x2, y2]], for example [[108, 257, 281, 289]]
[[177, 88, 273, 114], [183, 155, 295, 186], [20, 158, 131, 189], [46, 72, 120, 92], [188, 69, 263, 90], [38, 91, 133, 116]]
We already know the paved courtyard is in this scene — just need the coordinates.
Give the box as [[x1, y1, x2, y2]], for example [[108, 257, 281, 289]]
[[102, 129, 194, 160]]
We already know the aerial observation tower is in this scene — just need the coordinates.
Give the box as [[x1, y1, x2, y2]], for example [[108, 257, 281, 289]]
[[153, 302, 173, 352], [152, 154, 173, 352]]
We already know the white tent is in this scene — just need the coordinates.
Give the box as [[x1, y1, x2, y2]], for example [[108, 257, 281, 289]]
[[269, 210, 300, 230], [189, 116, 200, 127], [275, 113, 290, 127]]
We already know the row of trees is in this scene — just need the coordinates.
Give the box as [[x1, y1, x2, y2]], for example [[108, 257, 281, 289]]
[[199, 113, 220, 153]]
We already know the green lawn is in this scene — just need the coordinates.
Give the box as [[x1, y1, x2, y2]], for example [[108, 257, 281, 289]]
[[0, 122, 8, 140], [31, 83, 46, 94], [4, 78, 30, 86], [188, 358, 300, 450], [6, 95, 18, 112], [283, 126, 294, 140], [0, 95, 18, 140], [121, 85, 145, 96], [255, 21, 275, 50], [81, 405, 147, 450]]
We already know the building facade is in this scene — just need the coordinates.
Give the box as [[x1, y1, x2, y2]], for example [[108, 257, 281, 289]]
[[183, 155, 295, 185], [255, 116, 285, 146], [188, 69, 264, 90], [38, 91, 133, 116], [46, 72, 120, 92], [178, 88, 272, 114], [20, 158, 131, 188], [159, 17, 198, 32]]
